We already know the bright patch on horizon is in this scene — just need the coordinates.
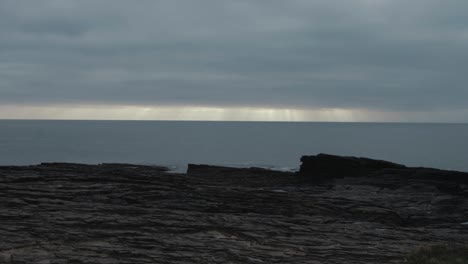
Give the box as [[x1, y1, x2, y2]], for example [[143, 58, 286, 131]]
[[0, 104, 375, 122], [0, 104, 467, 123]]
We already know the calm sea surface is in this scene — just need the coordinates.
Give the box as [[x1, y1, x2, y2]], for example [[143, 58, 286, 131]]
[[0, 120, 467, 172]]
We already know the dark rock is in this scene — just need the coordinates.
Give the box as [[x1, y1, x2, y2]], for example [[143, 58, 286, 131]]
[[0, 157, 467, 263], [187, 164, 279, 177], [187, 164, 298, 187], [299, 153, 406, 180], [300, 154, 468, 187], [348, 206, 405, 226]]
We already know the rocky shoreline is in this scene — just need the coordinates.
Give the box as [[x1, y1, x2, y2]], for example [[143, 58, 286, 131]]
[[0, 154, 467, 263]]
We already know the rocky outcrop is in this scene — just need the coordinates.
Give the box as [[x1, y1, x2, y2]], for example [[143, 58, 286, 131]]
[[0, 156, 467, 263], [187, 164, 300, 187], [299, 153, 407, 180], [299, 153, 468, 186]]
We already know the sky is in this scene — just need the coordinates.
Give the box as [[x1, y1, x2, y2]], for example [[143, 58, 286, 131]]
[[1, 0, 467, 122]]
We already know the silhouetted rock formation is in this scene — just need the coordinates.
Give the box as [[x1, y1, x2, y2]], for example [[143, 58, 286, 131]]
[[0, 156, 467, 263], [187, 164, 299, 187], [299, 153, 406, 180]]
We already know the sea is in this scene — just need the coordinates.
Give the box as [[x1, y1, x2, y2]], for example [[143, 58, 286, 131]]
[[1, 120, 467, 173]]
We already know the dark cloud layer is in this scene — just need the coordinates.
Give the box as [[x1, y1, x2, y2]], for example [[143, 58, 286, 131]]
[[1, 0, 468, 116]]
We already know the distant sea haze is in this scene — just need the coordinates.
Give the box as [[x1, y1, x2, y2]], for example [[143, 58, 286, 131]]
[[1, 120, 467, 172]]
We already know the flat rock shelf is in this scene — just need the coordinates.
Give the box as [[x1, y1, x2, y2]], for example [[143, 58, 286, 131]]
[[0, 154, 467, 263]]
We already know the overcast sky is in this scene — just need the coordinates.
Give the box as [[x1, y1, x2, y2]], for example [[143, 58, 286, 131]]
[[1, 0, 467, 121]]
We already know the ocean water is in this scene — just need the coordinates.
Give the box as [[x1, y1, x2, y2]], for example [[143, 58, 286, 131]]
[[0, 120, 467, 172]]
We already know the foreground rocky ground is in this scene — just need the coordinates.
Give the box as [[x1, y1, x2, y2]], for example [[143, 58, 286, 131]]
[[0, 154, 467, 263]]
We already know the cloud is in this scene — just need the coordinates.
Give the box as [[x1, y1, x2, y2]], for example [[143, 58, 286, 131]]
[[0, 0, 468, 120]]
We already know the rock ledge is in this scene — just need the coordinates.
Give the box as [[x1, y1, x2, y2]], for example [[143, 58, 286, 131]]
[[0, 156, 467, 263]]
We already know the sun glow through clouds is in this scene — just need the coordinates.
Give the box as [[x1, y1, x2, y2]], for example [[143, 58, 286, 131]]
[[1, 104, 467, 122], [0, 104, 370, 122]]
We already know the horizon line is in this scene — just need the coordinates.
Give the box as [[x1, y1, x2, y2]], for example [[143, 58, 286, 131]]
[[0, 118, 467, 125]]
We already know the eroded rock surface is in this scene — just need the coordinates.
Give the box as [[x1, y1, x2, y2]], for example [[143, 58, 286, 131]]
[[0, 157, 467, 263]]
